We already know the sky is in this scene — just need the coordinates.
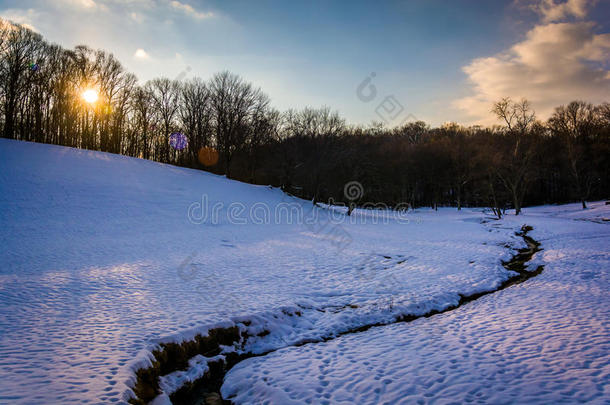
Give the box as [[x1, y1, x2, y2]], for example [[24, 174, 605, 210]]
[[0, 0, 609, 127]]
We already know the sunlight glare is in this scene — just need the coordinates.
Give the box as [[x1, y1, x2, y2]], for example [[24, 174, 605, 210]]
[[82, 89, 99, 104]]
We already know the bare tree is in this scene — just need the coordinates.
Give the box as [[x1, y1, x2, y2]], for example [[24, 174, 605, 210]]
[[179, 78, 212, 166], [209, 71, 269, 177], [492, 97, 539, 215], [548, 101, 599, 209], [437, 124, 476, 210], [91, 50, 135, 153], [149, 78, 180, 163], [0, 21, 44, 139], [393, 120, 428, 144], [131, 86, 154, 159], [246, 106, 279, 182], [492, 98, 536, 136], [109, 72, 136, 154]]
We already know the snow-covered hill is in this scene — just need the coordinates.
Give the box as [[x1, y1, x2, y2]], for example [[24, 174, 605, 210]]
[[0, 139, 606, 404]]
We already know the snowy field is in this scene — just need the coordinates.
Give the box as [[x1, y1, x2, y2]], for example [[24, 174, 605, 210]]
[[0, 138, 608, 404], [223, 203, 610, 404]]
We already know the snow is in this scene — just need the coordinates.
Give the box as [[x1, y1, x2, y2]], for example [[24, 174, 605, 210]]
[[159, 354, 224, 396], [0, 138, 606, 404], [222, 202, 610, 404]]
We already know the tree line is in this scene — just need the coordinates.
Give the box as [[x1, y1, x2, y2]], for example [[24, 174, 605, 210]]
[[1, 19, 608, 216]]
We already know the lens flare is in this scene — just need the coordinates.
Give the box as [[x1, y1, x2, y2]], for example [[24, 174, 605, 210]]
[[169, 132, 188, 150], [198, 147, 219, 166], [82, 89, 98, 104]]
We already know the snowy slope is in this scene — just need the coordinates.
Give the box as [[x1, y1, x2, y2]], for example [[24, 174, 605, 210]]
[[223, 202, 610, 404], [0, 139, 534, 403]]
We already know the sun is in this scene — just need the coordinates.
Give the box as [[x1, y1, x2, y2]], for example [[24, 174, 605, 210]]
[[82, 89, 99, 104]]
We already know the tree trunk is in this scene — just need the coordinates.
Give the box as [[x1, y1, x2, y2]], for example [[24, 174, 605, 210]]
[[489, 178, 502, 219], [4, 105, 15, 139], [512, 187, 521, 215], [225, 152, 232, 178], [347, 202, 355, 216]]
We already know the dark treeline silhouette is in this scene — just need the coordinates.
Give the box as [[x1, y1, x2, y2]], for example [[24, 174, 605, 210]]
[[1, 19, 608, 216]]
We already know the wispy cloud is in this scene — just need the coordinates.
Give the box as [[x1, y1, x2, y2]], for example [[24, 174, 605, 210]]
[[170, 1, 214, 20], [455, 0, 610, 124], [61, 0, 98, 9], [534, 0, 593, 22]]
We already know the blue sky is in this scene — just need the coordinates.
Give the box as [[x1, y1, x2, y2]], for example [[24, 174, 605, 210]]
[[1, 0, 609, 126]]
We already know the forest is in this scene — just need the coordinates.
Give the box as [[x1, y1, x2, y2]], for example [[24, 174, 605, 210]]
[[1, 18, 608, 216]]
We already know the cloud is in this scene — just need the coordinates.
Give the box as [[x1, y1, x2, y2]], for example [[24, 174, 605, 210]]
[[534, 0, 592, 22], [60, 0, 97, 9], [170, 1, 214, 19], [0, 8, 39, 31], [129, 12, 144, 23], [454, 1, 610, 125], [134, 48, 150, 59], [79, 0, 96, 8]]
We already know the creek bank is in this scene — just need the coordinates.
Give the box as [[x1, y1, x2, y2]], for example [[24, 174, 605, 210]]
[[129, 225, 543, 405]]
